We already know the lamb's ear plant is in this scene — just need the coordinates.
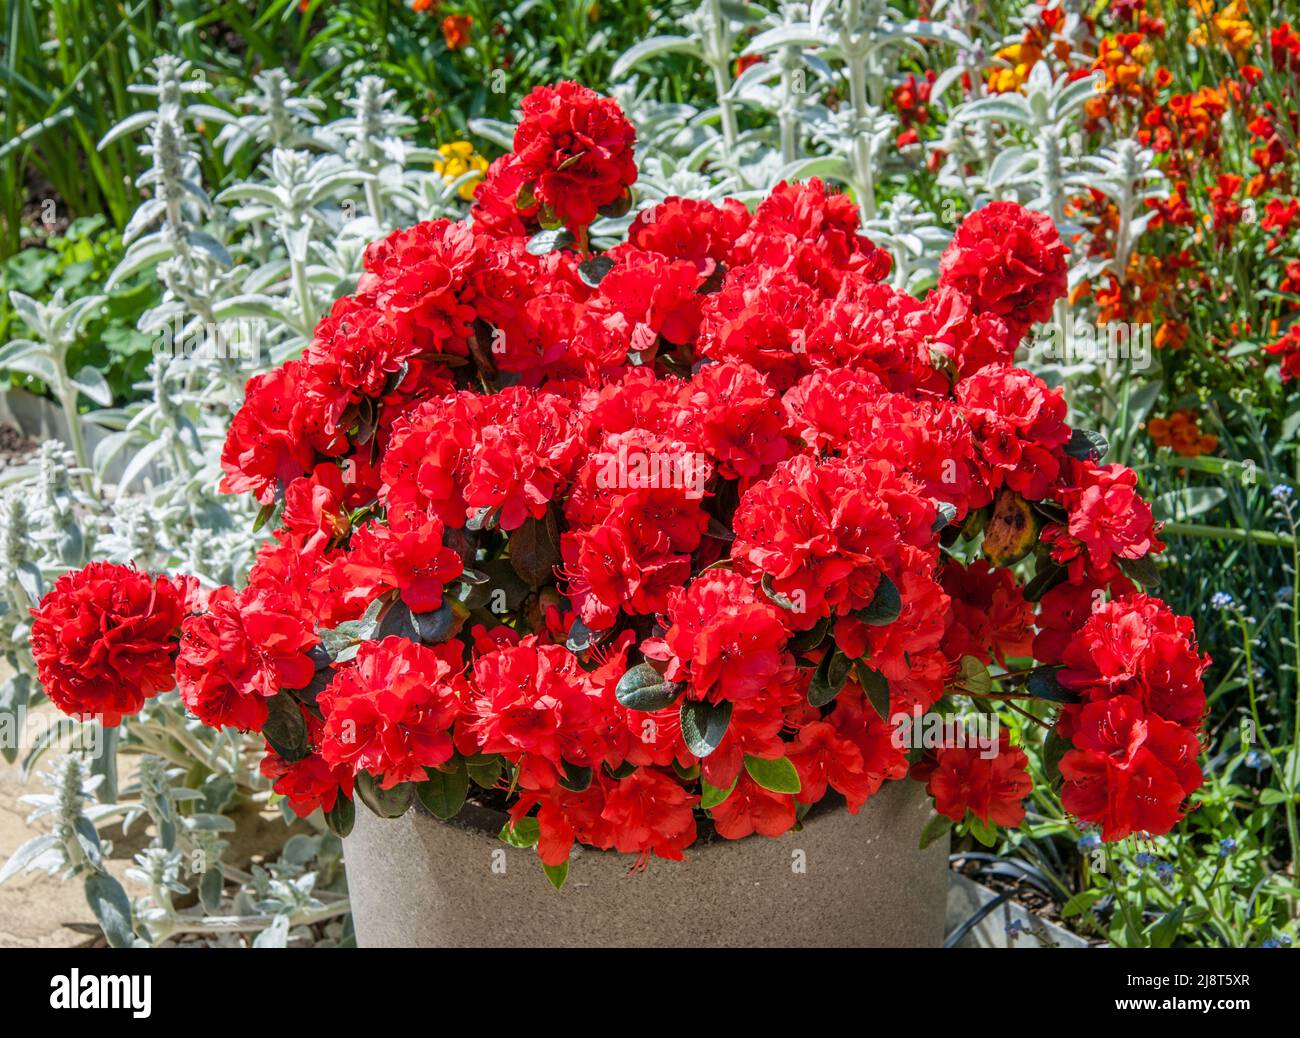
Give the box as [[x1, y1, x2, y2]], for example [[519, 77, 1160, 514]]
[[0, 62, 472, 949], [0, 291, 112, 485]]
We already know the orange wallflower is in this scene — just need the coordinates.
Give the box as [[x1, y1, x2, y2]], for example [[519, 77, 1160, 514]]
[[1147, 410, 1218, 456], [1189, 0, 1255, 58], [442, 13, 472, 49]]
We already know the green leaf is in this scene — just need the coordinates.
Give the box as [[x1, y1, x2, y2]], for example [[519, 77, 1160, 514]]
[[1025, 666, 1077, 704], [853, 574, 901, 626], [1063, 428, 1108, 462], [1118, 552, 1161, 589], [854, 660, 891, 720], [466, 754, 504, 789], [760, 572, 802, 611], [700, 774, 738, 809], [200, 868, 225, 914], [615, 662, 683, 712], [1023, 557, 1066, 602], [354, 772, 414, 819], [743, 754, 801, 794], [500, 816, 540, 849], [1145, 902, 1186, 948], [788, 615, 830, 655], [955, 655, 992, 695], [1043, 729, 1070, 788], [919, 813, 953, 850], [542, 859, 569, 891], [966, 814, 998, 848], [85, 872, 134, 948], [416, 760, 469, 819], [253, 500, 278, 533], [325, 795, 355, 838], [558, 761, 593, 792], [566, 616, 598, 653], [376, 600, 421, 641], [412, 603, 455, 644], [808, 648, 852, 707], [525, 227, 575, 256], [1061, 887, 1105, 918], [578, 255, 615, 287], [508, 511, 561, 589], [932, 501, 958, 532], [680, 698, 732, 758], [262, 691, 309, 762]]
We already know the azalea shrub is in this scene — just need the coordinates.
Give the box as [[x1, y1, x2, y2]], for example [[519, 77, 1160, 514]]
[[28, 82, 1209, 884]]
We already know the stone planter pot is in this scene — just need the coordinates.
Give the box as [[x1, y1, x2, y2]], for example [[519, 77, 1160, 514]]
[[343, 778, 948, 948]]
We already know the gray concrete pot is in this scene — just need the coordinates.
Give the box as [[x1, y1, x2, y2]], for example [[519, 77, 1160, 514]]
[[343, 778, 949, 948]]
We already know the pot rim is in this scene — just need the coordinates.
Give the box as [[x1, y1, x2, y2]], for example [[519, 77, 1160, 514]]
[[397, 780, 919, 857]]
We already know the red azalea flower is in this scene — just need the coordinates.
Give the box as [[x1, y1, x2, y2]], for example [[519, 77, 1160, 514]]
[[644, 570, 790, 704], [915, 733, 1033, 827], [731, 454, 935, 628], [1057, 593, 1208, 727], [279, 463, 351, 552], [689, 360, 789, 479], [1059, 695, 1202, 839], [940, 559, 1035, 667], [176, 586, 318, 733], [467, 637, 604, 787], [938, 201, 1068, 334], [601, 768, 699, 860], [957, 365, 1070, 500], [261, 710, 355, 817], [220, 361, 321, 505], [340, 515, 464, 614], [30, 563, 192, 725], [1042, 460, 1164, 580], [318, 637, 465, 788], [710, 773, 798, 839], [511, 81, 636, 231]]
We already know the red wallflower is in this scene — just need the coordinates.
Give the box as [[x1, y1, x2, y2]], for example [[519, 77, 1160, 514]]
[[1265, 324, 1300, 382], [30, 563, 192, 725]]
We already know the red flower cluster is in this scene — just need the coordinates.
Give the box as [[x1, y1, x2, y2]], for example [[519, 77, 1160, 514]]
[[30, 563, 192, 725], [31, 84, 1205, 871], [938, 201, 1069, 336], [474, 80, 636, 234], [914, 733, 1034, 828], [1056, 595, 1208, 839]]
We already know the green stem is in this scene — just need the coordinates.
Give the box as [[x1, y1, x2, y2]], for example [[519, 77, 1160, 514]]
[[1161, 522, 1298, 549]]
